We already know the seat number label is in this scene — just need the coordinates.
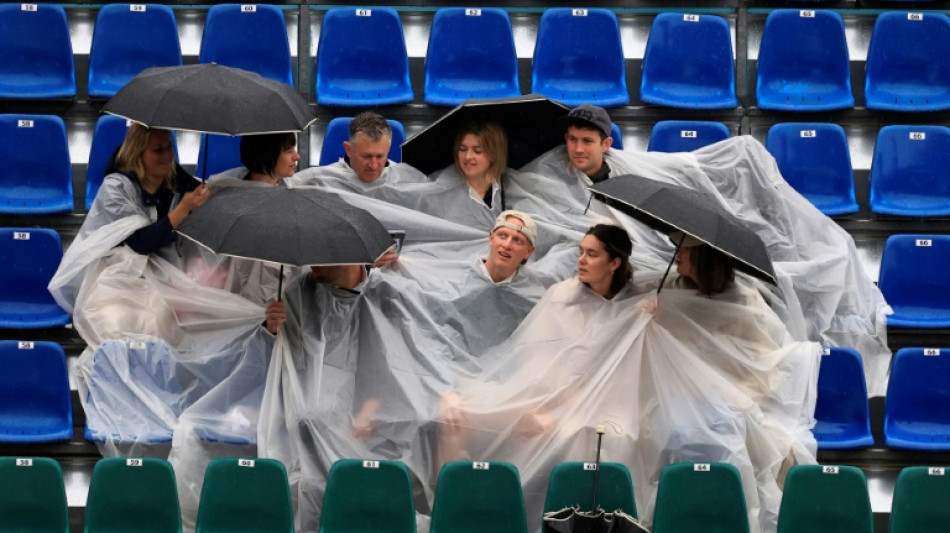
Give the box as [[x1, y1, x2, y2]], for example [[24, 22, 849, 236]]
[[916, 239, 932, 247], [473, 461, 490, 470], [13, 232, 30, 240], [694, 463, 710, 472], [821, 348, 831, 355], [465, 9, 481, 16], [583, 462, 598, 471], [684, 14, 700, 22], [680, 130, 697, 138], [572, 9, 588, 16], [363, 460, 380, 469], [924, 348, 940, 356], [17, 120, 33, 128], [356, 9, 371, 17], [800, 130, 817, 138], [822, 466, 840, 474], [21, 4, 37, 12], [241, 5, 257, 12], [18, 341, 34, 349], [929, 467, 945, 475], [799, 10, 815, 18], [910, 132, 926, 140], [130, 4, 146, 12], [16, 458, 32, 467], [908, 13, 924, 21], [238, 459, 255, 467], [126, 458, 143, 467]]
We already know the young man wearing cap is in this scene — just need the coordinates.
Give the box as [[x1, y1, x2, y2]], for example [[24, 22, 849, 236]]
[[483, 210, 538, 283], [560, 103, 614, 183]]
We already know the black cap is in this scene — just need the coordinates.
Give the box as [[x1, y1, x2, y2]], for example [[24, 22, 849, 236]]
[[558, 103, 611, 138]]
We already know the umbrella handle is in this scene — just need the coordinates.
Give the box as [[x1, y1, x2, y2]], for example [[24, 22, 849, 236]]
[[591, 424, 605, 512], [656, 233, 685, 296], [277, 264, 284, 302]]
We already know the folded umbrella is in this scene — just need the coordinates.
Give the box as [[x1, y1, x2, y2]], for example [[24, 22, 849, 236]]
[[589, 175, 776, 286]]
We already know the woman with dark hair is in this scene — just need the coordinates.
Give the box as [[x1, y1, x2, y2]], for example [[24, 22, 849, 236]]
[[670, 231, 736, 296], [578, 224, 633, 299], [239, 132, 300, 186]]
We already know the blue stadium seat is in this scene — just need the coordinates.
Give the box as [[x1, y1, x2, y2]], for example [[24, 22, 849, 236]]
[[641, 13, 737, 109], [885, 347, 950, 450], [88, 4, 182, 98], [197, 134, 243, 179], [609, 123, 624, 151], [813, 347, 874, 449], [0, 228, 70, 329], [424, 8, 520, 106], [869, 125, 950, 217], [648, 120, 730, 153], [0, 3, 76, 99], [0, 340, 72, 443], [316, 8, 414, 107], [756, 10, 853, 111], [866, 12, 950, 112], [531, 8, 629, 108], [766, 123, 859, 216], [0, 114, 73, 214], [879, 234, 950, 328], [199, 4, 293, 86], [86, 115, 131, 210], [430, 461, 527, 533], [319, 117, 406, 166]]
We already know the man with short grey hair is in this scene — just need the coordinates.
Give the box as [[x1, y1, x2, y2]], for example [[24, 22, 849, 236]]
[[344, 111, 393, 184]]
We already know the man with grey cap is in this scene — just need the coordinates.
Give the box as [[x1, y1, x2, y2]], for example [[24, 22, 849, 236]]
[[482, 210, 538, 283], [559, 103, 614, 183]]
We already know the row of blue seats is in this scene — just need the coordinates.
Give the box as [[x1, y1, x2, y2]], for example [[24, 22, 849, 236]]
[[3, 112, 949, 218], [5, 456, 947, 533], [0, 337, 947, 452], [3, 4, 950, 111]]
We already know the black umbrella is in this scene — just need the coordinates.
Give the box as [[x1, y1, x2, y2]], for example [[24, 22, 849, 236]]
[[401, 94, 570, 175], [103, 63, 316, 135], [589, 175, 776, 287], [176, 186, 393, 297]]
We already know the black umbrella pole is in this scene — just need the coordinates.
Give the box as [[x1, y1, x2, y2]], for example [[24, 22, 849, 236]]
[[200, 133, 210, 182], [591, 424, 605, 512], [656, 233, 686, 296], [277, 264, 284, 302]]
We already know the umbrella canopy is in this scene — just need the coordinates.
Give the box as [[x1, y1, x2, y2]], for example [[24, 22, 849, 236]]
[[401, 94, 570, 175], [589, 175, 777, 284], [544, 508, 648, 533], [176, 186, 393, 266], [103, 63, 316, 135]]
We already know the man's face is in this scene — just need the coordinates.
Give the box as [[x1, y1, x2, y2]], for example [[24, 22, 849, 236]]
[[486, 216, 535, 277], [565, 125, 611, 177], [343, 133, 391, 183]]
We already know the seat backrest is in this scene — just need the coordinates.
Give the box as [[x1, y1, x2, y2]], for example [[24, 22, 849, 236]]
[[879, 235, 950, 314], [756, 10, 851, 108], [869, 125, 950, 212], [652, 462, 749, 533], [641, 13, 736, 108], [0, 457, 68, 532], [0, 114, 73, 214], [85, 457, 181, 533], [197, 458, 293, 533], [886, 347, 950, 426], [0, 340, 72, 443], [425, 8, 518, 87], [890, 466, 950, 533], [648, 120, 730, 152], [430, 461, 528, 533], [86, 115, 131, 210], [814, 347, 871, 431], [88, 4, 182, 98], [0, 228, 65, 307], [866, 12, 950, 109], [199, 4, 293, 86], [319, 459, 416, 533], [0, 3, 76, 98], [319, 117, 406, 166], [766, 122, 857, 213], [777, 465, 872, 533], [316, 8, 411, 90], [532, 8, 626, 87], [543, 462, 637, 518], [197, 134, 243, 179], [609, 123, 624, 150]]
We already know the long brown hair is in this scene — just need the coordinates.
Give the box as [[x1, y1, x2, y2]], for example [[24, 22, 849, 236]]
[[679, 244, 736, 296], [586, 224, 633, 297]]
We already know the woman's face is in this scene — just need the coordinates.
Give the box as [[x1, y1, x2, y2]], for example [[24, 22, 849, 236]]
[[141, 130, 175, 182], [456, 133, 492, 185], [577, 234, 620, 288], [274, 144, 300, 178], [676, 246, 694, 280]]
